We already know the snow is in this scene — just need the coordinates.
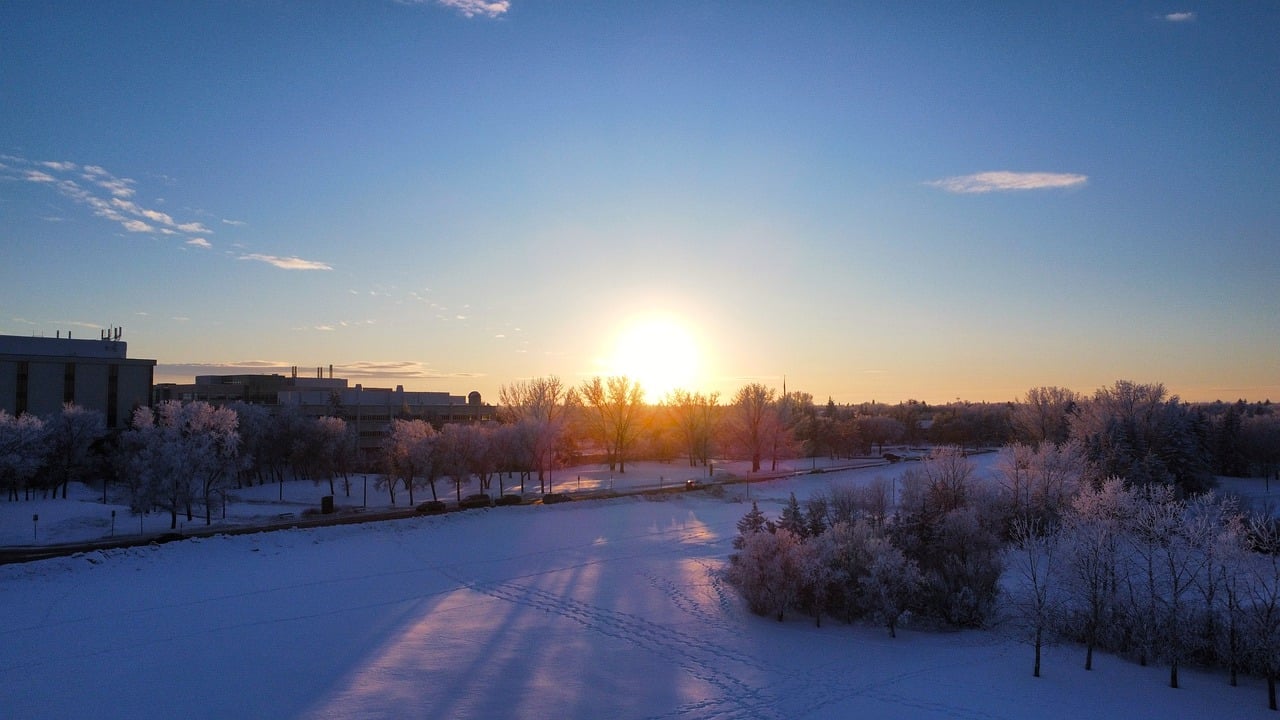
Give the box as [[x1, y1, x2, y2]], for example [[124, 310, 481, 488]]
[[2, 455, 1275, 718]]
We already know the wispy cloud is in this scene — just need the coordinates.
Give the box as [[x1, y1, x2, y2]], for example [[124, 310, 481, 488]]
[[1163, 11, 1195, 22], [186, 238, 212, 249], [3, 156, 214, 237], [222, 218, 246, 226], [399, 0, 510, 19], [342, 360, 482, 380], [926, 171, 1088, 194], [238, 253, 334, 271]]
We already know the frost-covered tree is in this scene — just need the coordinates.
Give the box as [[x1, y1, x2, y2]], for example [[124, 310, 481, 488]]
[[0, 410, 48, 501], [1245, 516, 1280, 710], [1069, 380, 1211, 494], [798, 528, 838, 626], [382, 418, 437, 505], [860, 536, 923, 638], [1007, 516, 1062, 677], [311, 416, 353, 496], [499, 376, 569, 492], [823, 519, 877, 623], [45, 403, 107, 499], [125, 401, 240, 528], [727, 528, 806, 622], [438, 422, 492, 502], [1196, 497, 1249, 686], [997, 442, 1082, 524], [1061, 478, 1129, 670]]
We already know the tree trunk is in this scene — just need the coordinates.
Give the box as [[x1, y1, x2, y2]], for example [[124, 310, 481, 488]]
[[1034, 628, 1042, 678], [1085, 641, 1094, 671], [169, 508, 177, 530], [1270, 674, 1276, 711]]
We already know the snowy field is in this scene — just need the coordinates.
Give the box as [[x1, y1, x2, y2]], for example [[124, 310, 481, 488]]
[[2, 456, 1277, 719]]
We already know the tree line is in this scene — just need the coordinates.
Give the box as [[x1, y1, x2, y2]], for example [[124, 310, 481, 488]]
[[4, 379, 1278, 527]]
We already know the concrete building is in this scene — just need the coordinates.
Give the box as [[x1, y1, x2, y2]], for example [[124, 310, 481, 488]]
[[154, 368, 495, 457], [0, 330, 156, 428]]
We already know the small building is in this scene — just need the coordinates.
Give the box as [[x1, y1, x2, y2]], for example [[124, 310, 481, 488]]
[[0, 330, 156, 428]]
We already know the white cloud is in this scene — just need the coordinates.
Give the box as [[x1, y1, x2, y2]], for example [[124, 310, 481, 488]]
[[8, 156, 215, 237], [222, 218, 247, 226], [1163, 11, 1195, 22], [238, 253, 334, 271], [186, 238, 212, 249], [926, 171, 1088, 194], [415, 0, 510, 18]]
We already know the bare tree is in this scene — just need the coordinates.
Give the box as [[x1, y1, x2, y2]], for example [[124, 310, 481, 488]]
[[729, 383, 775, 473], [858, 415, 905, 456], [576, 376, 644, 473], [665, 389, 719, 469], [1013, 386, 1080, 447]]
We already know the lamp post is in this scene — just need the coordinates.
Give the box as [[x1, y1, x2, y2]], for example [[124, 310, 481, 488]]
[[32, 514, 38, 541], [111, 510, 116, 538]]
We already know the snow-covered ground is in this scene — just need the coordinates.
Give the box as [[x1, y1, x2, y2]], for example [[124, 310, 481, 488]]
[[2, 455, 1276, 718]]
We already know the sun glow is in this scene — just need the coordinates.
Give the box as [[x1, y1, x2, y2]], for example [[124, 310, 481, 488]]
[[608, 316, 702, 402]]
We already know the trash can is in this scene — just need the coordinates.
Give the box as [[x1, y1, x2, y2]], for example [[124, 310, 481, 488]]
[[321, 495, 334, 514]]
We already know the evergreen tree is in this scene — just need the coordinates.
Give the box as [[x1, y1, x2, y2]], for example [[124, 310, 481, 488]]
[[778, 492, 808, 539], [734, 501, 768, 550]]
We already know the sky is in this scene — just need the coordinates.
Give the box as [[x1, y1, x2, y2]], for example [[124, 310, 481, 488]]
[[2, 1, 1277, 405]]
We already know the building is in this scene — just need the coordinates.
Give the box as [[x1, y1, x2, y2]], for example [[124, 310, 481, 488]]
[[0, 330, 156, 428], [154, 368, 496, 457]]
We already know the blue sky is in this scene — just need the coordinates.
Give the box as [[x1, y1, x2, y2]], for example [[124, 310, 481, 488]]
[[3, 1, 1277, 404]]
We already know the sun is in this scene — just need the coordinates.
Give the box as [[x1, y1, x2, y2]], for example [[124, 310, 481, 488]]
[[608, 316, 701, 402]]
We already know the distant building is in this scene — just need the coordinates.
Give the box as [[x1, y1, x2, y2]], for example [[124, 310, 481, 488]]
[[0, 330, 156, 428], [154, 367, 495, 457]]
